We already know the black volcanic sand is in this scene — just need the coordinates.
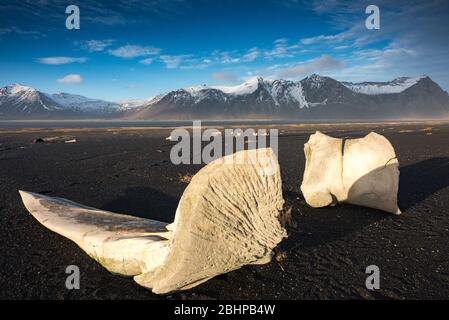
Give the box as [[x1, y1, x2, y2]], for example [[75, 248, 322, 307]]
[[1, 122, 449, 300]]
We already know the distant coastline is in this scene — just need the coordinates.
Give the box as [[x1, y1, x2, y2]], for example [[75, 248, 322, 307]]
[[1, 118, 449, 131]]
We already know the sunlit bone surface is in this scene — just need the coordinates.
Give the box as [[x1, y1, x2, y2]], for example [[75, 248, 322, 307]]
[[19, 148, 286, 294], [300, 131, 401, 214]]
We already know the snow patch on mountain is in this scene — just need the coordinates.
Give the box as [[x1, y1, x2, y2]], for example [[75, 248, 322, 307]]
[[183, 77, 263, 97], [0, 84, 59, 112], [118, 99, 147, 110], [213, 77, 262, 95], [156, 77, 310, 108], [0, 84, 36, 96], [1, 84, 39, 104], [265, 79, 309, 108], [288, 83, 309, 108], [303, 74, 326, 89], [342, 76, 426, 95], [49, 93, 120, 113]]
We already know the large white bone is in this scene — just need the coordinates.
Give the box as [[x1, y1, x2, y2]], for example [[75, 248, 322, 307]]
[[300, 131, 401, 214], [19, 148, 286, 294]]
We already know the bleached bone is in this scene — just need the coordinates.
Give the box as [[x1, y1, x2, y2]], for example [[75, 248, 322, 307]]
[[300, 131, 401, 214], [19, 148, 286, 294]]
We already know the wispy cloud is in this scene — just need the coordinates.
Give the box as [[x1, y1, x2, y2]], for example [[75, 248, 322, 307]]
[[172, 39, 302, 70], [265, 38, 299, 59], [160, 55, 192, 69], [37, 57, 87, 65], [0, 26, 45, 39], [301, 33, 347, 45], [242, 47, 260, 62], [84, 15, 126, 26], [280, 0, 449, 89], [0, 0, 191, 29], [80, 39, 115, 52], [57, 74, 83, 85], [139, 58, 154, 65], [330, 44, 419, 82], [278, 55, 344, 79], [109, 45, 161, 58], [213, 50, 241, 64]]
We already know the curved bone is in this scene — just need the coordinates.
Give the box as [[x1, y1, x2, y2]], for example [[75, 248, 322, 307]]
[[300, 131, 400, 214], [135, 148, 286, 294], [19, 148, 286, 294], [19, 191, 171, 276]]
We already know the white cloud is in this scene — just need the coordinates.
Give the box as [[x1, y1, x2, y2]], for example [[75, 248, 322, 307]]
[[160, 55, 191, 69], [109, 45, 160, 58], [57, 74, 83, 85], [81, 39, 114, 52], [300, 29, 354, 45], [209, 40, 299, 65], [216, 51, 241, 64], [352, 46, 416, 62], [37, 57, 87, 65], [212, 71, 237, 83], [265, 38, 299, 59], [278, 55, 344, 79], [139, 58, 154, 65], [127, 38, 303, 71], [242, 48, 260, 62], [330, 44, 419, 82]]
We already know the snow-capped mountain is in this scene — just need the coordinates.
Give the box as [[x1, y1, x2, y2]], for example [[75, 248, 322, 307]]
[[1, 75, 449, 119], [0, 84, 65, 117], [0, 84, 126, 118], [342, 76, 426, 95], [49, 93, 121, 114], [131, 74, 449, 119], [117, 99, 147, 111], [175, 77, 309, 107], [133, 77, 313, 119]]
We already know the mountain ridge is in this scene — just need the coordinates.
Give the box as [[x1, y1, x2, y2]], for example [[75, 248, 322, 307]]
[[1, 75, 448, 120], [133, 74, 449, 120]]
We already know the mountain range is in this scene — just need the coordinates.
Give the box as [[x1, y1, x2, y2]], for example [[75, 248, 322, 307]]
[[1, 74, 449, 120], [0, 84, 130, 119]]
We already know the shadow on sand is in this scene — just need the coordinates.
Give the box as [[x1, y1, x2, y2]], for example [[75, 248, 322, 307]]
[[282, 157, 449, 250], [97, 158, 449, 251], [100, 187, 178, 223], [399, 157, 449, 210]]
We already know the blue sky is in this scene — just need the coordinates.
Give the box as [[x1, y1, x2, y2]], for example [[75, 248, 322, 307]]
[[0, 0, 448, 101]]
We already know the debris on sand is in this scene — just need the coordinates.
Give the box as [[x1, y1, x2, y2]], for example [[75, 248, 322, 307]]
[[275, 251, 287, 262], [33, 135, 76, 144], [178, 173, 193, 184], [65, 139, 77, 143], [300, 131, 400, 214], [19, 148, 286, 294]]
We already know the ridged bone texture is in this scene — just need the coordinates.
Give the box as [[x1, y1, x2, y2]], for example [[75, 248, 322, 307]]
[[135, 148, 286, 293], [300, 131, 401, 214], [19, 148, 286, 294]]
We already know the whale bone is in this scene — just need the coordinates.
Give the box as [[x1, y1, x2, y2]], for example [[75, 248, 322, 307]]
[[19, 148, 286, 294], [300, 131, 401, 214]]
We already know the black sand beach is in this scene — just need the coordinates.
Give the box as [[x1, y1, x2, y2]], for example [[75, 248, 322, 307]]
[[1, 121, 448, 299]]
